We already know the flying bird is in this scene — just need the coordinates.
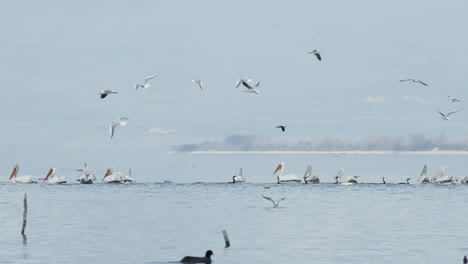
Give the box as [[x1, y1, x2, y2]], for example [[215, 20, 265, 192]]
[[190, 79, 204, 90], [109, 117, 129, 138], [437, 109, 460, 121], [399, 79, 428, 86], [308, 49, 321, 61], [135, 75, 158, 90], [446, 95, 461, 102], [98, 90, 117, 99], [235, 78, 260, 94], [276, 125, 286, 132], [180, 250, 213, 264], [262, 194, 285, 208]]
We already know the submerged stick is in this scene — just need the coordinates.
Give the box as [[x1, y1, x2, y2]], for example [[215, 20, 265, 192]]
[[21, 193, 27, 235], [222, 230, 230, 248]]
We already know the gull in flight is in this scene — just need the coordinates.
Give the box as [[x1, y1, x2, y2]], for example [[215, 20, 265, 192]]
[[399, 79, 428, 86], [235, 77, 260, 94], [98, 90, 118, 99], [308, 49, 321, 61], [437, 110, 460, 121], [276, 125, 286, 132], [446, 95, 461, 102], [110, 117, 129, 138], [262, 194, 285, 208], [190, 79, 204, 90], [135, 75, 158, 90]]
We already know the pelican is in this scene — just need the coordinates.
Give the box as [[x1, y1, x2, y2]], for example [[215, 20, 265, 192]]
[[8, 164, 38, 184], [430, 167, 457, 184], [135, 74, 158, 90], [232, 166, 245, 183], [98, 89, 117, 99], [273, 162, 301, 183], [437, 109, 460, 121], [399, 79, 428, 86], [190, 79, 204, 90], [417, 165, 431, 183], [276, 125, 286, 132], [334, 167, 357, 185], [460, 177, 468, 184], [110, 117, 129, 138], [446, 95, 460, 102], [121, 168, 135, 183], [76, 163, 96, 184], [44, 166, 67, 184], [102, 167, 123, 183], [303, 165, 319, 184], [262, 194, 285, 208], [180, 250, 213, 264], [398, 178, 411, 184], [308, 49, 321, 61], [235, 77, 260, 94]]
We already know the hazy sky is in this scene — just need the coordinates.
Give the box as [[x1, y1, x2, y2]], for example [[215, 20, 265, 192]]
[[1, 1, 468, 175]]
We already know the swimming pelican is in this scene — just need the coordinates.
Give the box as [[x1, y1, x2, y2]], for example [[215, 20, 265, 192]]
[[44, 166, 67, 184], [437, 109, 460, 121], [446, 95, 460, 102], [110, 117, 129, 138], [180, 250, 213, 264], [262, 194, 285, 208], [135, 74, 158, 90], [399, 79, 428, 86], [190, 79, 204, 90], [102, 167, 123, 183], [273, 162, 301, 183], [303, 165, 319, 184], [98, 89, 117, 99], [121, 168, 135, 183], [232, 166, 245, 183], [334, 167, 357, 185], [308, 49, 322, 61], [235, 77, 260, 94], [417, 165, 431, 183], [76, 163, 96, 184], [430, 167, 457, 184], [9, 164, 38, 184], [276, 125, 286, 132], [460, 176, 468, 184]]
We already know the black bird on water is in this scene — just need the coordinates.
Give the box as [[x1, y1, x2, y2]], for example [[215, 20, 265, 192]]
[[276, 125, 286, 132], [180, 250, 213, 264], [463, 255, 467, 264]]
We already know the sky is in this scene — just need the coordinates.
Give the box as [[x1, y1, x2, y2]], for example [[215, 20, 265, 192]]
[[1, 0, 468, 176]]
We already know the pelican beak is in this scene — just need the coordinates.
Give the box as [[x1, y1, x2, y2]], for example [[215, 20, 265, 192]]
[[44, 167, 54, 181], [9, 166, 18, 180], [102, 168, 112, 181], [273, 165, 282, 175]]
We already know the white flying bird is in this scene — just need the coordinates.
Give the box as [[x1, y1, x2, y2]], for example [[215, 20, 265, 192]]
[[262, 194, 285, 208], [98, 90, 118, 99], [446, 95, 461, 102], [190, 79, 204, 90], [135, 75, 158, 90], [437, 110, 460, 121], [308, 49, 321, 61], [110, 117, 129, 138], [399, 79, 428, 86], [235, 78, 260, 94]]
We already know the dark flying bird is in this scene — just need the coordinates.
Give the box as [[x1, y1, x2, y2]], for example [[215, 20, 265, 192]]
[[180, 250, 213, 264], [276, 125, 286, 132], [235, 77, 260, 94], [399, 79, 428, 86], [308, 49, 321, 61], [98, 90, 117, 99]]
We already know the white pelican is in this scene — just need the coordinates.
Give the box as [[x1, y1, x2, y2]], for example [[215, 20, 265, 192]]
[[232, 166, 245, 183], [334, 167, 357, 185], [76, 163, 96, 184], [437, 109, 460, 121], [276, 125, 286, 132], [190, 79, 204, 90], [235, 77, 260, 94], [9, 164, 38, 184], [308, 49, 321, 61], [102, 167, 123, 183], [180, 250, 213, 264], [110, 117, 129, 138], [446, 95, 461, 102], [417, 165, 432, 183], [303, 165, 319, 184], [120, 168, 135, 183], [135, 74, 158, 90], [430, 167, 457, 184], [262, 194, 285, 208], [98, 89, 117, 99], [44, 166, 67, 184], [273, 162, 301, 183], [399, 79, 428, 86], [460, 177, 468, 184]]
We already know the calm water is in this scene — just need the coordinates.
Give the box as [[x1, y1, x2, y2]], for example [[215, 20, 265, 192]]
[[1, 154, 467, 264]]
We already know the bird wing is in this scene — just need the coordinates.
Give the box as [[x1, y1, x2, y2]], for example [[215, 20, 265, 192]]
[[417, 80, 428, 86], [144, 75, 158, 84], [399, 79, 412, 82], [135, 84, 141, 90], [262, 195, 275, 205], [235, 78, 242, 88], [437, 110, 446, 118], [446, 110, 460, 117], [109, 122, 117, 138], [277, 197, 286, 204], [315, 53, 322, 61]]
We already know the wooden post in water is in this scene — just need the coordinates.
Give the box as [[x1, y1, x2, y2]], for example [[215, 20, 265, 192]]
[[21, 193, 27, 235], [222, 230, 230, 248]]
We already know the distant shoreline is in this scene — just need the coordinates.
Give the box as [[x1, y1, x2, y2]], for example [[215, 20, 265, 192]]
[[168, 150, 468, 155]]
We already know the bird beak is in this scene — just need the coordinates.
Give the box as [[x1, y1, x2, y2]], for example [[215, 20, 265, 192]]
[[102, 168, 112, 181], [273, 165, 282, 175], [44, 167, 54, 181], [9, 166, 18, 180]]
